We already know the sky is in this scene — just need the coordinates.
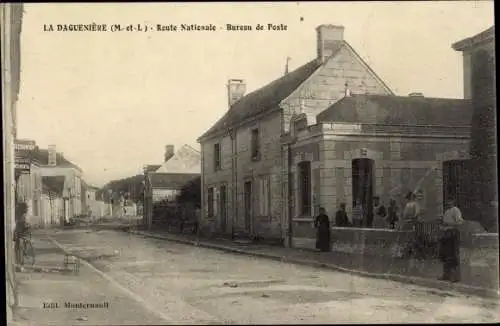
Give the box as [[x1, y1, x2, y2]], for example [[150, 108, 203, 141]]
[[17, 1, 494, 187]]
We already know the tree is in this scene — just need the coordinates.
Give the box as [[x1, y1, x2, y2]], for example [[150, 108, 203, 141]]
[[177, 176, 201, 207]]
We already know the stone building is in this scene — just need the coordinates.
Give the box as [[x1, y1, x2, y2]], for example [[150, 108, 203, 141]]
[[283, 94, 472, 226], [198, 24, 393, 239], [452, 26, 497, 232], [148, 144, 201, 203], [142, 144, 200, 227]]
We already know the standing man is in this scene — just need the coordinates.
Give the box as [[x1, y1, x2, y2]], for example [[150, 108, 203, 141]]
[[439, 198, 464, 282], [402, 192, 420, 223], [351, 200, 364, 228], [401, 192, 424, 270], [314, 207, 331, 252], [387, 198, 399, 229], [14, 202, 28, 266], [335, 203, 351, 227], [372, 196, 387, 228]]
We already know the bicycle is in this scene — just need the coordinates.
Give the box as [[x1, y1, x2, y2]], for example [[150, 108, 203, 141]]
[[16, 230, 35, 267]]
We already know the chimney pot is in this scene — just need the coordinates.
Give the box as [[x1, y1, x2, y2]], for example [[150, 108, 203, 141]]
[[48, 144, 57, 166], [344, 81, 351, 97], [164, 145, 175, 162], [227, 79, 246, 108], [316, 24, 345, 63]]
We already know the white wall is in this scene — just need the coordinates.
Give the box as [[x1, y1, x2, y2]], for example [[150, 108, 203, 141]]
[[152, 188, 179, 202], [39, 166, 83, 217]]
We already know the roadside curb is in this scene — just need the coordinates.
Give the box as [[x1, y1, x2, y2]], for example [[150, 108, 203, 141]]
[[129, 230, 500, 299], [15, 264, 73, 274], [44, 235, 172, 322]]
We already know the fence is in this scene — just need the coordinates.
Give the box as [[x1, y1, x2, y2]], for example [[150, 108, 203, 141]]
[[151, 201, 198, 233]]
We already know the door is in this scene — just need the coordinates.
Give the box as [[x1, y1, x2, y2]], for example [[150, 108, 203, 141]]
[[443, 160, 468, 211], [220, 185, 227, 233], [244, 181, 252, 232], [352, 158, 375, 227], [63, 199, 69, 225]]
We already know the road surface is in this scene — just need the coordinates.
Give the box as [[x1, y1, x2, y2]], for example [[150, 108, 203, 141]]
[[43, 228, 500, 324]]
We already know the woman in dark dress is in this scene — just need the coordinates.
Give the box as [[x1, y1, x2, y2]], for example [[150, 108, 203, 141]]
[[314, 207, 331, 252]]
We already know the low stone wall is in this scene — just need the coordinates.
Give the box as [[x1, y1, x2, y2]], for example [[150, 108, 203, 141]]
[[253, 217, 282, 240], [292, 218, 499, 265]]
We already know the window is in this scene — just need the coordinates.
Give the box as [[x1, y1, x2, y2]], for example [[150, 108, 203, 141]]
[[214, 143, 221, 171], [207, 187, 214, 217], [298, 161, 311, 216], [33, 199, 39, 217], [251, 128, 260, 160], [259, 176, 271, 216], [443, 160, 468, 210]]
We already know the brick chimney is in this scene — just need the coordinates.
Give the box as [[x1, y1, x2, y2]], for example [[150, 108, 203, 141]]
[[316, 24, 345, 63], [164, 145, 174, 162], [48, 144, 57, 166], [227, 79, 246, 107]]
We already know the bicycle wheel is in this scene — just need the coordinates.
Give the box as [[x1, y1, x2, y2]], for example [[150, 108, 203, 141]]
[[16, 240, 25, 266], [23, 240, 36, 266]]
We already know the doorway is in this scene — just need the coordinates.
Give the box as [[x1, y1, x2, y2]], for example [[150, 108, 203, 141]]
[[443, 160, 468, 212], [352, 158, 375, 227], [298, 161, 312, 216], [219, 184, 227, 233], [244, 181, 252, 233]]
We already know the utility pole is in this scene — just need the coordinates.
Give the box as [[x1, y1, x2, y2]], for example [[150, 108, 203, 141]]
[[2, 3, 19, 317], [284, 56, 291, 75]]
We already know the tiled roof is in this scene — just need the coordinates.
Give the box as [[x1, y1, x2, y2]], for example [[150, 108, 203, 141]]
[[149, 173, 199, 190], [452, 26, 495, 51], [198, 39, 394, 141], [42, 176, 66, 196], [316, 94, 473, 127], [145, 165, 161, 173], [154, 144, 201, 174], [32, 148, 82, 171], [198, 58, 324, 141]]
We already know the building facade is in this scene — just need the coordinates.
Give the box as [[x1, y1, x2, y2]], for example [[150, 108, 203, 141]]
[[143, 144, 201, 227], [452, 26, 497, 232], [36, 145, 85, 220], [16, 163, 44, 226], [198, 24, 393, 239], [283, 95, 472, 227], [148, 144, 201, 203]]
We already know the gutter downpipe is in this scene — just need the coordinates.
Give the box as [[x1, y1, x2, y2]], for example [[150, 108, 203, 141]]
[[287, 138, 294, 248], [230, 128, 237, 240], [198, 144, 205, 245]]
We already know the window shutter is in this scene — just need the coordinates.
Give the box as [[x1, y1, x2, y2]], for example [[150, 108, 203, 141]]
[[261, 178, 266, 216], [213, 187, 218, 216], [263, 177, 267, 215], [265, 176, 270, 216]]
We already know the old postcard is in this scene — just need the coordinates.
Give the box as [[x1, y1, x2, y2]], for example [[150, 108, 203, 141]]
[[2, 2, 498, 325]]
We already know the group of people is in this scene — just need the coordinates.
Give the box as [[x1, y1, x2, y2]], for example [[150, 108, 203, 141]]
[[313, 192, 465, 282], [321, 195, 407, 231]]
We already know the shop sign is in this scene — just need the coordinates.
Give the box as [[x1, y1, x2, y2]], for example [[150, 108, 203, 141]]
[[15, 158, 31, 173]]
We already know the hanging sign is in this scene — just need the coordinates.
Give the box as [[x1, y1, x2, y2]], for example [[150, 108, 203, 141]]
[[15, 139, 36, 152], [15, 158, 31, 173], [14, 139, 36, 173]]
